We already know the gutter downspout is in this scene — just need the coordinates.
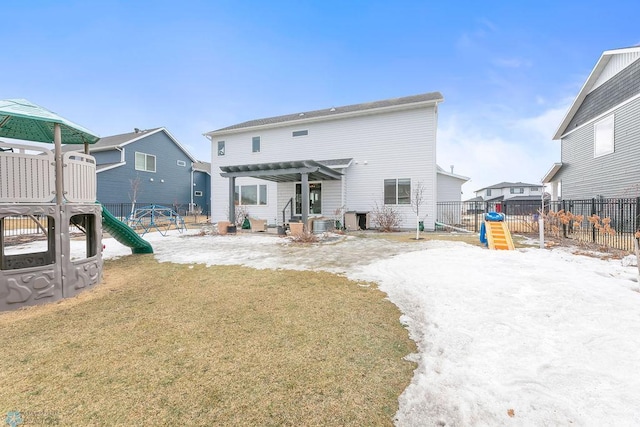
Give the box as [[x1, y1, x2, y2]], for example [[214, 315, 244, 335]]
[[190, 165, 194, 213]]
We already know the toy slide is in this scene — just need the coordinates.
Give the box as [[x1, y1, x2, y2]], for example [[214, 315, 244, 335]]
[[101, 205, 154, 254], [479, 212, 515, 250], [484, 221, 515, 250]]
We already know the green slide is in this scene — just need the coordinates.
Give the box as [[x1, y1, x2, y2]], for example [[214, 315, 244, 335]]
[[101, 205, 154, 254]]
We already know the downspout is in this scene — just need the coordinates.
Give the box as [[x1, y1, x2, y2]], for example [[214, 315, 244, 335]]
[[190, 165, 194, 213]]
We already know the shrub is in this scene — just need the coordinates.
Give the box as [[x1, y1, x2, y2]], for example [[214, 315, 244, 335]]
[[370, 202, 401, 232]]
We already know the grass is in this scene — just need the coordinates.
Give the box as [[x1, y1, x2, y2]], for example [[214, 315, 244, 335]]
[[0, 256, 416, 426]]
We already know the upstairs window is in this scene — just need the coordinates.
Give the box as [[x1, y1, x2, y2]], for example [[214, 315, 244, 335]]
[[177, 160, 186, 167], [486, 189, 492, 196], [217, 141, 225, 156], [252, 136, 260, 153], [292, 130, 308, 137], [510, 188, 524, 194], [594, 114, 614, 157], [384, 178, 411, 205], [135, 152, 156, 172]]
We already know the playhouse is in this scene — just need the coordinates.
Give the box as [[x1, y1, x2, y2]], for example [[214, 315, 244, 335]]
[[0, 99, 150, 312]]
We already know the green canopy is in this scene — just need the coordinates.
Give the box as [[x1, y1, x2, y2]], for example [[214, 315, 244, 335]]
[[0, 98, 99, 144]]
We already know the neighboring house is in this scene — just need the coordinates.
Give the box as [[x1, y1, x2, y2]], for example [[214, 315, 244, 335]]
[[64, 127, 210, 214], [204, 92, 459, 231], [470, 182, 544, 202], [545, 46, 640, 200], [437, 165, 470, 202]]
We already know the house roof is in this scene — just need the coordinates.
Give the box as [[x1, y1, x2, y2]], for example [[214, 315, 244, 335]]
[[64, 127, 198, 163], [193, 161, 211, 174], [554, 46, 640, 140], [475, 182, 541, 192], [436, 165, 470, 182], [205, 92, 444, 136], [541, 162, 563, 183]]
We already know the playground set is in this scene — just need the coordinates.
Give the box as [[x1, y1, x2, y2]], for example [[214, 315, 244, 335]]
[[0, 99, 152, 312]]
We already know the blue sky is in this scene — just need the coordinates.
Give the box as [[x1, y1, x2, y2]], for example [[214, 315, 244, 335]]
[[4, 1, 640, 198]]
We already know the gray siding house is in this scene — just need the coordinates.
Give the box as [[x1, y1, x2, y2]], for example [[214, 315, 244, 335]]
[[545, 46, 640, 200], [64, 127, 210, 214]]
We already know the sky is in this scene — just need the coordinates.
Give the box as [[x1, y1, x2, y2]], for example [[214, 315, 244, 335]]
[[3, 1, 640, 198], [51, 228, 640, 424]]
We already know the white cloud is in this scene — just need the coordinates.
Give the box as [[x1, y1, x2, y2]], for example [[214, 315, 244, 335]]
[[438, 104, 569, 199]]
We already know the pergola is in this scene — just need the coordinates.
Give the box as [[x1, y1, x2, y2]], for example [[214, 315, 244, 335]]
[[220, 159, 343, 227]]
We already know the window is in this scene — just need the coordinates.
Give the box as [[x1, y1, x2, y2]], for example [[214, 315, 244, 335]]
[[384, 178, 411, 205], [177, 160, 186, 167], [510, 187, 524, 194], [234, 184, 267, 205], [594, 114, 614, 157], [1, 215, 56, 270], [217, 141, 225, 156], [292, 130, 308, 137], [69, 214, 97, 260], [486, 189, 492, 196], [252, 136, 260, 153], [135, 152, 156, 172], [194, 190, 203, 197]]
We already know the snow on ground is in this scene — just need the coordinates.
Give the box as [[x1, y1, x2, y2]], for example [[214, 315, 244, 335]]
[[64, 229, 640, 424]]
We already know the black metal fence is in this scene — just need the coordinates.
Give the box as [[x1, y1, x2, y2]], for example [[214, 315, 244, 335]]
[[437, 197, 640, 252], [101, 202, 210, 221], [1, 202, 210, 239]]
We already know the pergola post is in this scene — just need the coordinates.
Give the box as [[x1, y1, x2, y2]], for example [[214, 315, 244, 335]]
[[301, 172, 309, 230], [228, 176, 236, 223]]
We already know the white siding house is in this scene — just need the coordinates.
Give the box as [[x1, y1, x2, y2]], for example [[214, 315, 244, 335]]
[[204, 93, 446, 231], [471, 182, 543, 202]]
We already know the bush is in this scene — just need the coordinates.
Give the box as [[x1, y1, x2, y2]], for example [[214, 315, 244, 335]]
[[370, 202, 401, 232]]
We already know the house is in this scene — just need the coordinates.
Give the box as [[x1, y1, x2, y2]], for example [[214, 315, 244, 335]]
[[471, 182, 544, 202], [545, 46, 640, 200], [204, 92, 458, 231], [437, 165, 470, 202], [64, 127, 210, 215]]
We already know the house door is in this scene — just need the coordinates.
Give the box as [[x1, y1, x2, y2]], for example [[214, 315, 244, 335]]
[[295, 182, 322, 215]]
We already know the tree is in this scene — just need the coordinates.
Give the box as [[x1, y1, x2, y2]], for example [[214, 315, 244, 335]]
[[410, 181, 426, 240], [128, 176, 142, 219]]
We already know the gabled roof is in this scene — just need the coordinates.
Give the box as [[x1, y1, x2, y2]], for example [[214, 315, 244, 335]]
[[475, 182, 541, 192], [554, 46, 640, 140], [64, 127, 198, 162], [205, 92, 444, 136]]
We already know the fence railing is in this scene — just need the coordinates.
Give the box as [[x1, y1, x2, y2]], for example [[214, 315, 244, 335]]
[[1, 202, 210, 240], [437, 198, 640, 252]]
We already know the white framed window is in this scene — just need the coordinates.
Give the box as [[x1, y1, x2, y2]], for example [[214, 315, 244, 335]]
[[292, 130, 308, 137], [217, 141, 225, 156], [486, 189, 492, 196], [510, 187, 524, 194], [194, 190, 203, 197], [234, 184, 267, 206], [252, 136, 260, 153], [384, 178, 411, 205], [135, 152, 156, 172], [177, 160, 186, 167], [594, 114, 614, 157]]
